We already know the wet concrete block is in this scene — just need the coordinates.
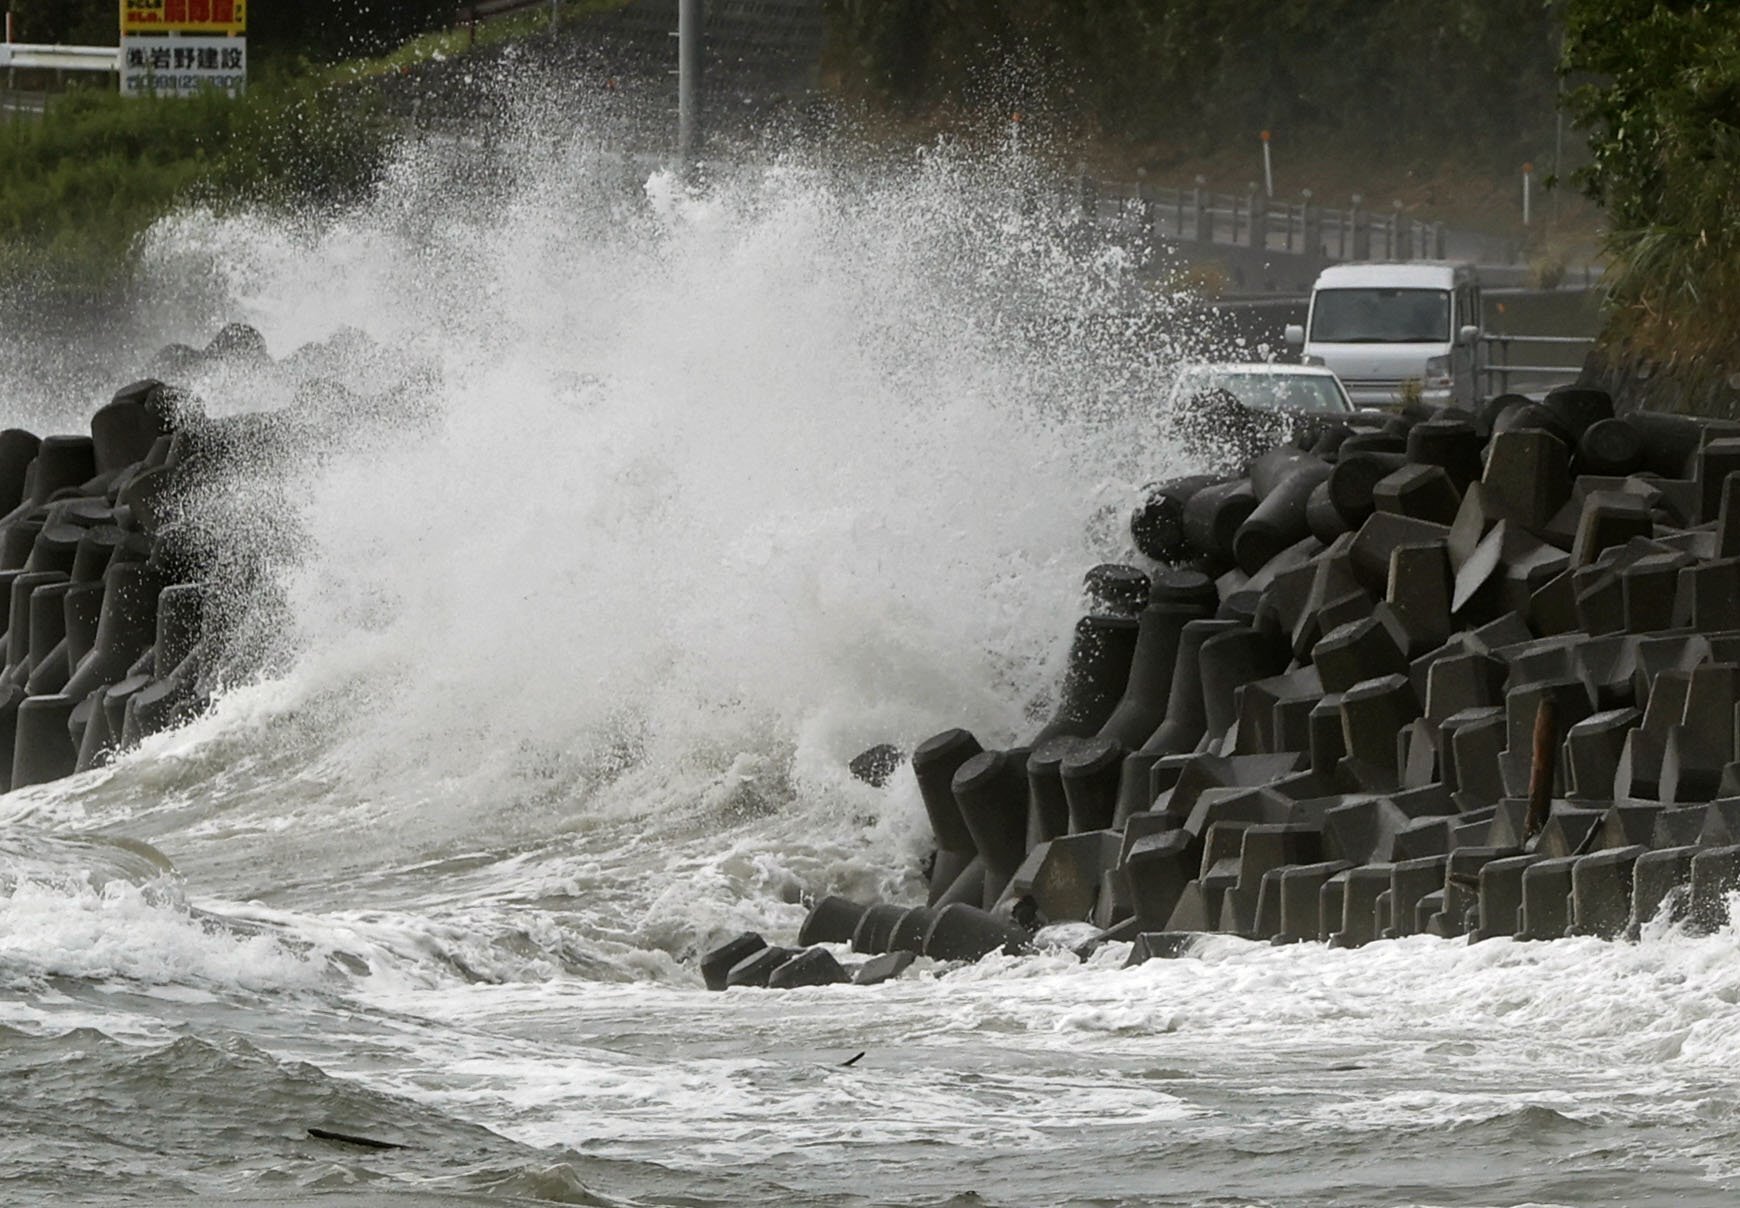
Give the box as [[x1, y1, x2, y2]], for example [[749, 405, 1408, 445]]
[[1399, 719, 1438, 789], [1032, 829, 1122, 923], [1198, 626, 1289, 745], [1630, 846, 1698, 934], [1471, 854, 1541, 941], [1321, 797, 1394, 865], [1319, 871, 1350, 942], [1313, 616, 1407, 693], [1567, 708, 1642, 801], [922, 903, 1032, 961], [1593, 807, 1663, 856], [1183, 478, 1259, 565], [1025, 738, 1079, 847], [1308, 694, 1347, 777], [1433, 846, 1520, 938], [1142, 618, 1240, 757], [1329, 864, 1393, 948], [1131, 475, 1220, 562], [1084, 564, 1151, 618], [1339, 674, 1422, 786], [952, 747, 1035, 899], [1235, 455, 1333, 575], [1388, 855, 1449, 938], [1536, 805, 1606, 858], [888, 907, 935, 955], [1374, 463, 1461, 526], [1060, 736, 1125, 834], [1579, 417, 1647, 477], [1620, 552, 1691, 635], [850, 904, 910, 955], [1483, 428, 1573, 533], [1425, 651, 1505, 723], [1652, 805, 1707, 849], [1696, 436, 1740, 524], [853, 950, 916, 986], [1614, 728, 1666, 803], [1518, 856, 1579, 940], [1446, 707, 1508, 805], [726, 945, 793, 988], [1717, 470, 1740, 561], [1174, 752, 1311, 833], [1385, 542, 1454, 651], [799, 896, 870, 947], [1032, 615, 1141, 745], [1235, 823, 1323, 894], [1391, 812, 1453, 859], [1124, 828, 1198, 932], [27, 436, 97, 507], [10, 692, 77, 789], [1162, 880, 1217, 932], [1570, 845, 1647, 938], [1326, 451, 1409, 530], [1687, 844, 1740, 932], [1500, 678, 1594, 798], [702, 933, 767, 991], [767, 947, 849, 989], [1408, 418, 1486, 491], [1216, 880, 1259, 938], [1683, 558, 1740, 635], [1570, 491, 1655, 569], [1349, 513, 1452, 597], [1124, 931, 1203, 965], [1270, 860, 1352, 943]]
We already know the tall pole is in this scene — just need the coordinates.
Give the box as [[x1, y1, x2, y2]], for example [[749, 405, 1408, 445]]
[[677, 0, 702, 169]]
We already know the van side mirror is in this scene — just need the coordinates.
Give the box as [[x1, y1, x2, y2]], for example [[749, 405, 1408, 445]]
[[1284, 324, 1305, 348], [1458, 324, 1479, 346]]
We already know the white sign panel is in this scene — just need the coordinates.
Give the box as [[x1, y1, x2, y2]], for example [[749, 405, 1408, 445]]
[[121, 35, 246, 97]]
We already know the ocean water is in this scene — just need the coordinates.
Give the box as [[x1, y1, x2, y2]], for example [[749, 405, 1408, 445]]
[[5, 101, 1740, 1208]]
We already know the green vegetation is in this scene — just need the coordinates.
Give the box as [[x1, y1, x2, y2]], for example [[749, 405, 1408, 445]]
[[0, 0, 638, 293], [1560, 0, 1740, 381], [0, 75, 392, 287], [825, 0, 1563, 167]]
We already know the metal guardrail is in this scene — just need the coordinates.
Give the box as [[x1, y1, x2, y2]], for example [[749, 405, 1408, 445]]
[[0, 43, 121, 72], [1480, 333, 1595, 397], [1075, 172, 1522, 268]]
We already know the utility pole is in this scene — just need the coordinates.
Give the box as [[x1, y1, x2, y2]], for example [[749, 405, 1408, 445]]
[[677, 0, 702, 170]]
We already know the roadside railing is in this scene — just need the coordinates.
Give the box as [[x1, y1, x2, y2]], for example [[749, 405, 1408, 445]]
[[1479, 334, 1595, 397], [1074, 169, 1529, 284]]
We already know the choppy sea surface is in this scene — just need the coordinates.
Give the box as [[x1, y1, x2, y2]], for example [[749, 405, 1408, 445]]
[[4, 102, 1740, 1208]]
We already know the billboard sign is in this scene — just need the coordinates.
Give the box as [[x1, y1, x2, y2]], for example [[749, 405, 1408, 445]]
[[121, 35, 247, 96], [121, 0, 247, 35]]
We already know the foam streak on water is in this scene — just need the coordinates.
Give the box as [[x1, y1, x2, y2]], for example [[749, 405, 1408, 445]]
[[3, 96, 1740, 1207]]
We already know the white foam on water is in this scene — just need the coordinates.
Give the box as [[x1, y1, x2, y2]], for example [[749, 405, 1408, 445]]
[[3, 109, 1218, 974]]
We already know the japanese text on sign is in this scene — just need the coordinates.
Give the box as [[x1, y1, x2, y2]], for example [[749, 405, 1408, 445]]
[[121, 0, 247, 35], [121, 35, 247, 97]]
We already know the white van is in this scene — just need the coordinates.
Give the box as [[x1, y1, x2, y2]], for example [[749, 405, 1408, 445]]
[[1285, 261, 1483, 408]]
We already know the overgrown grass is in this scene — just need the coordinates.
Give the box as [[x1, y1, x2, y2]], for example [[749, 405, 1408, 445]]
[[0, 2, 640, 293], [0, 73, 393, 290]]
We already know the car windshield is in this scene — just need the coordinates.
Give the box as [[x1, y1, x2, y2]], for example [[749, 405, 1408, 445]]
[[1310, 287, 1451, 343], [1184, 371, 1351, 415]]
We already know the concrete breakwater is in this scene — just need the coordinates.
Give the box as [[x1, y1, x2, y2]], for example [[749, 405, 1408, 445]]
[[710, 383, 1740, 988], [0, 385, 213, 789]]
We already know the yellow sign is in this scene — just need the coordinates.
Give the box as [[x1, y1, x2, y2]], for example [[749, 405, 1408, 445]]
[[121, 0, 246, 35]]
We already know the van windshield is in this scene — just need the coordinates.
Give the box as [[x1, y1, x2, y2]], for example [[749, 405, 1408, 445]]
[[1310, 288, 1451, 343]]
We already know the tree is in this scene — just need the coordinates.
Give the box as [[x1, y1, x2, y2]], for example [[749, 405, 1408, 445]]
[[1561, 0, 1740, 373]]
